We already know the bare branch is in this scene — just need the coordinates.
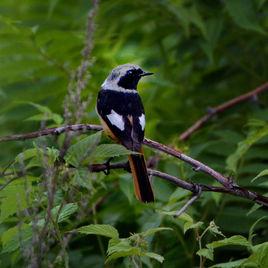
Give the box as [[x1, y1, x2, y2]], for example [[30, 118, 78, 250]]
[[0, 124, 102, 142], [1, 124, 268, 207], [179, 81, 268, 141], [88, 161, 268, 207]]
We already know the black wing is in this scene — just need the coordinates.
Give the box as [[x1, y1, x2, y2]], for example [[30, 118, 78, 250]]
[[97, 89, 145, 151]]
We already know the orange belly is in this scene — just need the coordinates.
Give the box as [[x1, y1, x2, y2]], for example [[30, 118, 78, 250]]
[[100, 118, 119, 143]]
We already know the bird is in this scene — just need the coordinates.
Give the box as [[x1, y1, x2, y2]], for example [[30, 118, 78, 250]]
[[96, 63, 154, 202]]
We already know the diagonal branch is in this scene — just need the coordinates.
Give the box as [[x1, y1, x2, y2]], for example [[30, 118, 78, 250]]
[[89, 162, 268, 208], [179, 81, 268, 141], [1, 124, 268, 207]]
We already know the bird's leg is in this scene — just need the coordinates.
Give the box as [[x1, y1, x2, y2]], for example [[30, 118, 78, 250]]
[[103, 157, 114, 175]]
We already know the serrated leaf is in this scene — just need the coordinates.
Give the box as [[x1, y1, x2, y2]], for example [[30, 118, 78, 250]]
[[53, 203, 78, 223], [207, 235, 250, 249], [196, 248, 214, 261], [144, 252, 164, 263], [77, 224, 119, 239], [2, 224, 32, 253], [73, 168, 92, 189], [15, 147, 59, 168], [0, 179, 34, 222], [106, 238, 141, 262], [93, 144, 134, 160], [65, 131, 102, 167]]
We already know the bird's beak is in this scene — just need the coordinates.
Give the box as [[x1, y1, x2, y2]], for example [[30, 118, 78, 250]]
[[140, 72, 154, 77]]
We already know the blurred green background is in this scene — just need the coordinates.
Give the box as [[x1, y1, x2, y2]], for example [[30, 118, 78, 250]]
[[0, 0, 268, 267]]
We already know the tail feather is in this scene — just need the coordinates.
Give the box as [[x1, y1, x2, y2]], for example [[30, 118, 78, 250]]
[[128, 153, 154, 203]]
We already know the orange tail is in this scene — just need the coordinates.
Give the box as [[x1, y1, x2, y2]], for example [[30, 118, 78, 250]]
[[128, 153, 154, 203]]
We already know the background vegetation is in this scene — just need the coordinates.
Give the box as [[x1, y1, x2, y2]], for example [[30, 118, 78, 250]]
[[0, 0, 268, 267]]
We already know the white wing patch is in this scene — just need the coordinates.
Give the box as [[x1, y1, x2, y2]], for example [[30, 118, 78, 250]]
[[107, 110, 125, 131], [139, 114, 145, 131]]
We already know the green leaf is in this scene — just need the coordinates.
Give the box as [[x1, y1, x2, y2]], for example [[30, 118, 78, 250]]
[[2, 224, 32, 253], [92, 144, 134, 160], [119, 174, 134, 203], [0, 179, 34, 222], [249, 216, 266, 244], [226, 124, 268, 172], [15, 148, 38, 163], [15, 147, 59, 168], [210, 258, 247, 268], [144, 252, 164, 263], [200, 18, 223, 63], [140, 227, 173, 237], [184, 221, 203, 234], [26, 102, 63, 124], [28, 102, 52, 114], [196, 248, 214, 261], [53, 203, 78, 223], [225, 0, 266, 34], [247, 203, 262, 216], [73, 168, 92, 189], [189, 5, 207, 39], [207, 235, 250, 249], [252, 169, 268, 182], [65, 131, 102, 167], [106, 238, 141, 262], [77, 224, 119, 239], [162, 211, 204, 233], [242, 242, 268, 267]]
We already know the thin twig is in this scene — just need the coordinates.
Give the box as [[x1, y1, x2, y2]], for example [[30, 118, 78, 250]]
[[1, 124, 268, 207], [175, 187, 202, 217], [179, 81, 268, 141]]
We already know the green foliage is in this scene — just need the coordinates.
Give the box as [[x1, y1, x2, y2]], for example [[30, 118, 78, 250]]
[[226, 120, 268, 173], [77, 224, 119, 239], [77, 224, 171, 264], [0, 0, 268, 267], [64, 131, 102, 167]]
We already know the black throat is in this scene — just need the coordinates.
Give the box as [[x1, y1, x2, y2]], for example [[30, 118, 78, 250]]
[[117, 72, 141, 90]]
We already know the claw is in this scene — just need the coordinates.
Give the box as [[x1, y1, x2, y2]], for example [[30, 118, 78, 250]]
[[102, 157, 114, 175]]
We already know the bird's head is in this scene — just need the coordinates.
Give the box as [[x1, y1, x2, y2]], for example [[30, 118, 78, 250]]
[[101, 64, 153, 91]]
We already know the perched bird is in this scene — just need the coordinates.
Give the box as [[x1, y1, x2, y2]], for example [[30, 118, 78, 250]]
[[96, 64, 154, 202]]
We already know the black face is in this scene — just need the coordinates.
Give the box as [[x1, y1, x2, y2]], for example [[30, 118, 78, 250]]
[[117, 68, 144, 90]]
